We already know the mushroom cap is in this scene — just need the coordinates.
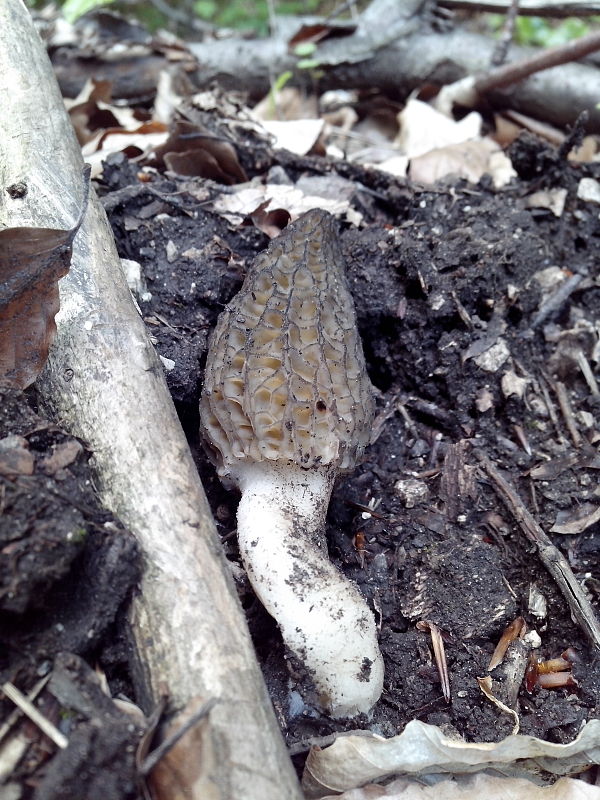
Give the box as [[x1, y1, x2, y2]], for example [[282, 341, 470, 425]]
[[200, 209, 374, 474]]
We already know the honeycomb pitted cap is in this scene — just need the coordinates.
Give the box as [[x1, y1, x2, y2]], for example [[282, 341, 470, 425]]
[[200, 209, 375, 473]]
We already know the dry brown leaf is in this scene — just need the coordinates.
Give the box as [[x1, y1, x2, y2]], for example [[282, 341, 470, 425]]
[[38, 439, 84, 475], [551, 503, 600, 535], [396, 99, 482, 158], [410, 140, 515, 187], [212, 182, 362, 227], [83, 121, 169, 178], [65, 78, 139, 146], [0, 435, 34, 476], [151, 119, 247, 184], [0, 170, 89, 388], [247, 201, 291, 238], [146, 697, 217, 800], [287, 21, 356, 50], [253, 87, 319, 122]]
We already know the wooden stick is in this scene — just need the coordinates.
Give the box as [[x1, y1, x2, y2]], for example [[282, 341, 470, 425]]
[[475, 30, 600, 94], [0, 3, 301, 798], [187, 14, 600, 131], [490, 0, 520, 67], [440, 0, 600, 16], [474, 450, 600, 650], [1, 682, 68, 750]]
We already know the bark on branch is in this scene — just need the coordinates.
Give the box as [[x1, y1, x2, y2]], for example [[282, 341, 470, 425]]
[[0, 2, 301, 798], [189, 13, 600, 131], [440, 0, 600, 16]]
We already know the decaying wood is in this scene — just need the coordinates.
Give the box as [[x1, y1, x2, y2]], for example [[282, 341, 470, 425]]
[[0, 2, 301, 798], [188, 4, 600, 131]]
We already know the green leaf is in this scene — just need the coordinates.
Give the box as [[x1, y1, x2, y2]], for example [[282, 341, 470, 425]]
[[194, 0, 217, 18], [273, 70, 293, 93], [297, 58, 320, 69], [293, 41, 317, 57], [61, 0, 114, 23]]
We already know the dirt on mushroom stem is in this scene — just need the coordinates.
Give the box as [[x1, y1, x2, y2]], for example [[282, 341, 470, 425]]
[[199, 210, 384, 717]]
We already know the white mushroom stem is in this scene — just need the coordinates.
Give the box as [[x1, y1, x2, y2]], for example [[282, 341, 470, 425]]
[[232, 459, 384, 718]]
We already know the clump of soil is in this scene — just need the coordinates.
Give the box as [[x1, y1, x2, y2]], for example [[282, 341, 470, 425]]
[[0, 384, 142, 799]]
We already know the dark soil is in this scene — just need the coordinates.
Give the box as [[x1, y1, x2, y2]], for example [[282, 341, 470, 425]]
[[96, 131, 600, 753], [4, 17, 600, 796], [0, 385, 143, 799]]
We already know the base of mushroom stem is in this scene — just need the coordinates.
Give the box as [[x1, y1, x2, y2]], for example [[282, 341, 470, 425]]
[[232, 459, 384, 718]]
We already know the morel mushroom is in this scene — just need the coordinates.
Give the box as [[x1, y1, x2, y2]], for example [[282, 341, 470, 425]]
[[200, 209, 384, 717]]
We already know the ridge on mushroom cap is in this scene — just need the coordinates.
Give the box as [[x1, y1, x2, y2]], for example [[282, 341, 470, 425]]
[[200, 209, 375, 473]]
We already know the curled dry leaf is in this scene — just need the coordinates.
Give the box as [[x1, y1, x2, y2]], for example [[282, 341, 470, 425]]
[[477, 675, 520, 734], [146, 696, 218, 800], [65, 78, 138, 146], [302, 718, 600, 797], [321, 773, 600, 800], [488, 617, 526, 671], [151, 119, 247, 184], [551, 503, 600, 535], [212, 182, 362, 227], [395, 99, 482, 159], [83, 120, 168, 179], [0, 169, 89, 388], [287, 21, 356, 50]]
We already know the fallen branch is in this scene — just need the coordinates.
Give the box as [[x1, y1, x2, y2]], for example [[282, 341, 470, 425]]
[[188, 20, 600, 131], [476, 29, 600, 93], [439, 0, 600, 15], [474, 450, 600, 651], [0, 3, 301, 799]]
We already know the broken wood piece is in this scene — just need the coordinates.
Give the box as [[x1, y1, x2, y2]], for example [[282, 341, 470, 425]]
[[1, 683, 68, 750], [416, 620, 451, 702], [551, 379, 582, 447], [474, 450, 600, 651], [0, 2, 302, 798]]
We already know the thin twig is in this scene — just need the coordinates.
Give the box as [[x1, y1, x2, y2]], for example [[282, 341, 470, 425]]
[[503, 109, 564, 145], [491, 0, 520, 67], [417, 620, 451, 702], [140, 697, 219, 777], [551, 379, 581, 447], [513, 424, 532, 455], [577, 348, 600, 397], [557, 111, 589, 160], [474, 450, 600, 650], [397, 401, 419, 438], [539, 373, 567, 445], [476, 30, 600, 94], [528, 272, 584, 331], [0, 675, 50, 746], [1, 682, 68, 749]]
